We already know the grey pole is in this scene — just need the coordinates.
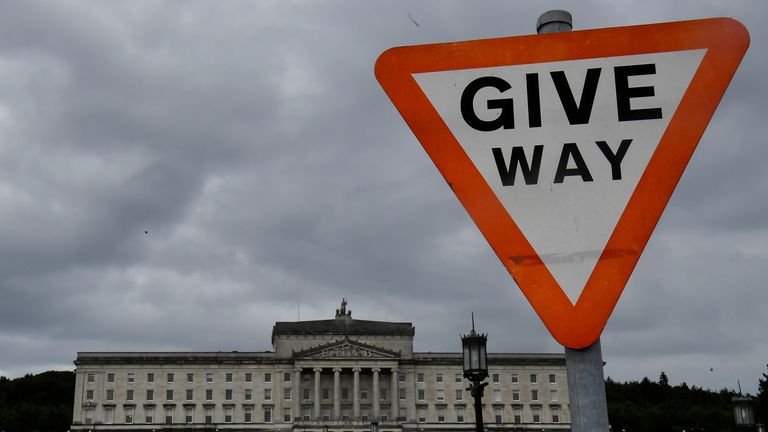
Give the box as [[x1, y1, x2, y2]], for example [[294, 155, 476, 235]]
[[536, 9, 611, 432]]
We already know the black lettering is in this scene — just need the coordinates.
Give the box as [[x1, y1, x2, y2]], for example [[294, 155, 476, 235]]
[[596, 139, 632, 180], [460, 76, 515, 131], [492, 146, 543, 186], [526, 73, 541, 128], [554, 143, 593, 183], [550, 68, 602, 125], [615, 64, 663, 121]]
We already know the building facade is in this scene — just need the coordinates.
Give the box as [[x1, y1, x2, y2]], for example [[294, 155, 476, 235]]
[[72, 301, 570, 430]]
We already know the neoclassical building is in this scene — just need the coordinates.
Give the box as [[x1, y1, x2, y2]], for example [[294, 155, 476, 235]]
[[72, 300, 570, 430]]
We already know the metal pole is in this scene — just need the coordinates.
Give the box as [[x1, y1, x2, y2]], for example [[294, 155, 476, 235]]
[[470, 382, 487, 432], [535, 9, 610, 432]]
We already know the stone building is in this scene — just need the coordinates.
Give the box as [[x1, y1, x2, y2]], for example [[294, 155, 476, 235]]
[[71, 300, 570, 430]]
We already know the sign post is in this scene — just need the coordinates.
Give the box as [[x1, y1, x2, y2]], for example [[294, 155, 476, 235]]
[[376, 14, 748, 430]]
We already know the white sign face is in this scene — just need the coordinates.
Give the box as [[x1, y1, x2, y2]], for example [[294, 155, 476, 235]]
[[414, 50, 705, 303]]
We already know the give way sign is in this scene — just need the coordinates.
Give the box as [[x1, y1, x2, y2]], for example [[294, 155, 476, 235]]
[[375, 18, 749, 348]]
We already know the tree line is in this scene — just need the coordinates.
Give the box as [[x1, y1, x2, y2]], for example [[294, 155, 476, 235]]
[[0, 369, 765, 432]]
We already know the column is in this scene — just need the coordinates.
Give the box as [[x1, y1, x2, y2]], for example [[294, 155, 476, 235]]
[[314, 368, 322, 420], [353, 367, 361, 420], [333, 368, 342, 420], [391, 368, 399, 421], [372, 368, 381, 420], [293, 368, 302, 422]]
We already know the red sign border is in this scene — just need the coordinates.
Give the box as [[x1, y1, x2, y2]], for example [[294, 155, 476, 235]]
[[375, 18, 749, 348]]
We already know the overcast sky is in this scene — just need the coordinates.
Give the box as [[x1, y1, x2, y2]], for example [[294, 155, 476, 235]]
[[0, 0, 766, 395]]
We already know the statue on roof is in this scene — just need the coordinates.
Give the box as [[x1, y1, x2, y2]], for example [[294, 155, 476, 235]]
[[335, 298, 352, 318]]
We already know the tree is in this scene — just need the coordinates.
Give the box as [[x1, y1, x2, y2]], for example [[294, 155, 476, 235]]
[[757, 364, 768, 424]]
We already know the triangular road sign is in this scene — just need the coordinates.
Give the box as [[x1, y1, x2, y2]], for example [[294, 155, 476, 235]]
[[375, 18, 749, 348]]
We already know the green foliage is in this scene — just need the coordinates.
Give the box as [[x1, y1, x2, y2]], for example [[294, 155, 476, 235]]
[[0, 371, 74, 432], [606, 374, 739, 432], [757, 365, 768, 424]]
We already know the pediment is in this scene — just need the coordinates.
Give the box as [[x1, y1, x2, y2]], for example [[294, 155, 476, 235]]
[[292, 338, 400, 359]]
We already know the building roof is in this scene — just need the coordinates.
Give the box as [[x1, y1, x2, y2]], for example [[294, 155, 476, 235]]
[[271, 298, 415, 343]]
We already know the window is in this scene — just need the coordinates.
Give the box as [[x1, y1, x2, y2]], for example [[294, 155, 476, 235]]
[[165, 406, 174, 424], [399, 372, 406, 383], [167, 372, 174, 383], [511, 373, 519, 384], [399, 388, 406, 400], [187, 373, 194, 383], [493, 389, 501, 402], [263, 389, 270, 400], [186, 389, 193, 401], [418, 407, 426, 422], [145, 406, 154, 423], [455, 405, 465, 423], [105, 406, 114, 424], [225, 406, 233, 423], [107, 373, 115, 383], [494, 406, 503, 424], [284, 372, 292, 382], [342, 388, 350, 400], [125, 406, 134, 424], [85, 389, 94, 400], [87, 373, 95, 383], [206, 372, 214, 383], [147, 372, 154, 383], [127, 372, 135, 383], [380, 389, 387, 401], [492, 373, 500, 384], [106, 389, 114, 401], [455, 373, 463, 383], [531, 390, 539, 401], [532, 406, 541, 423], [226, 372, 233, 383], [127, 389, 134, 401], [303, 388, 311, 400], [361, 390, 368, 400], [206, 389, 213, 401], [285, 388, 292, 400], [146, 389, 154, 401], [550, 390, 558, 402], [549, 373, 557, 384], [244, 406, 253, 423], [245, 372, 253, 383], [205, 407, 214, 424], [437, 389, 444, 401], [322, 388, 330, 400], [417, 389, 425, 400], [185, 406, 193, 424], [264, 406, 273, 423], [437, 406, 446, 422], [530, 373, 537, 384], [513, 407, 522, 424], [226, 388, 234, 400], [456, 389, 463, 401], [166, 389, 173, 401], [264, 372, 272, 383], [284, 407, 292, 422], [512, 390, 520, 401], [417, 373, 424, 383], [245, 388, 252, 401], [399, 407, 407, 421], [436, 373, 443, 383], [552, 406, 561, 423]]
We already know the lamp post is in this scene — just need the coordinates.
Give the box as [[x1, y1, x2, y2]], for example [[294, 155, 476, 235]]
[[462, 315, 488, 432]]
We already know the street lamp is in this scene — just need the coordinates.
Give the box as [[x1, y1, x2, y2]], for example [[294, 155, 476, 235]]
[[462, 315, 488, 432]]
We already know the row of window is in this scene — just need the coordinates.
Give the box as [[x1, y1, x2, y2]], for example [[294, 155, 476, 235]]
[[86, 388, 290, 403], [88, 371, 558, 386], [412, 372, 557, 385], [84, 405, 272, 425], [87, 371, 289, 385], [414, 388, 557, 403]]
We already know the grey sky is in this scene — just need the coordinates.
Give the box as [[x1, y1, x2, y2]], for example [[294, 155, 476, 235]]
[[0, 0, 766, 395]]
